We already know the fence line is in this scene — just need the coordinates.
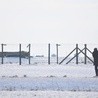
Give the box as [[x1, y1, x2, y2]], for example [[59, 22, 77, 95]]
[[0, 43, 96, 65]]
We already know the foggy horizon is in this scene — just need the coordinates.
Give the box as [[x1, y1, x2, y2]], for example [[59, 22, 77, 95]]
[[0, 0, 98, 44]]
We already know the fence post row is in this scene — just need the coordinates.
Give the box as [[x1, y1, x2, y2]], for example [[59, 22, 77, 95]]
[[59, 44, 93, 64], [0, 43, 94, 65]]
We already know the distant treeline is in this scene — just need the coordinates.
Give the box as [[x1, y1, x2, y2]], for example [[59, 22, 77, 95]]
[[0, 51, 29, 58]]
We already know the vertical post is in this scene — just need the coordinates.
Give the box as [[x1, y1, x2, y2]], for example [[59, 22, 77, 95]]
[[56, 44, 58, 64], [19, 44, 21, 65], [48, 43, 50, 64], [56, 44, 60, 64], [28, 44, 31, 64], [76, 44, 78, 64], [1, 44, 3, 64], [84, 44, 87, 64]]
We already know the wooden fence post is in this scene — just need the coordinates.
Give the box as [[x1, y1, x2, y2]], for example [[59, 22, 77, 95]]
[[48, 43, 50, 64], [76, 44, 78, 64], [28, 44, 31, 64], [19, 44, 21, 65], [56, 44, 58, 64], [84, 44, 87, 64], [1, 44, 3, 64]]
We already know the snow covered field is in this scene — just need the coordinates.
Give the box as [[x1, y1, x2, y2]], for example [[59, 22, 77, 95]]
[[0, 64, 98, 98], [0, 91, 98, 98]]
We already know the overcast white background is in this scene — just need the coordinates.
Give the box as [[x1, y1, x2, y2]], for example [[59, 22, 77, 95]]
[[0, 0, 98, 44]]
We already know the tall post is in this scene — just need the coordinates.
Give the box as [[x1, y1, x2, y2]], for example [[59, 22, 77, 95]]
[[76, 44, 78, 64], [28, 44, 31, 64], [56, 44, 60, 64], [56, 44, 58, 64], [48, 43, 50, 64], [19, 44, 21, 65], [84, 44, 87, 64], [1, 44, 3, 64], [1, 44, 6, 64]]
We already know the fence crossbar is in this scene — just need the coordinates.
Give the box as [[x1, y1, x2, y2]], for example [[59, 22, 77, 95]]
[[66, 48, 85, 64], [78, 48, 94, 63], [86, 48, 93, 54], [59, 48, 76, 64]]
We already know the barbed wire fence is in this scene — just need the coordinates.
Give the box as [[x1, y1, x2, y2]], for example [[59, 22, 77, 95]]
[[0, 43, 97, 65]]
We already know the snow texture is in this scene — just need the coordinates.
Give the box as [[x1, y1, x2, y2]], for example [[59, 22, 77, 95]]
[[0, 64, 98, 98]]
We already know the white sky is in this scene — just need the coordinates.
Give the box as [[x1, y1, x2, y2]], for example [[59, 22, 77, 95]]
[[0, 0, 98, 44]]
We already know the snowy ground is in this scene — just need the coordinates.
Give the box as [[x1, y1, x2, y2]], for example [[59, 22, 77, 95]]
[[0, 91, 98, 98], [0, 64, 98, 98]]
